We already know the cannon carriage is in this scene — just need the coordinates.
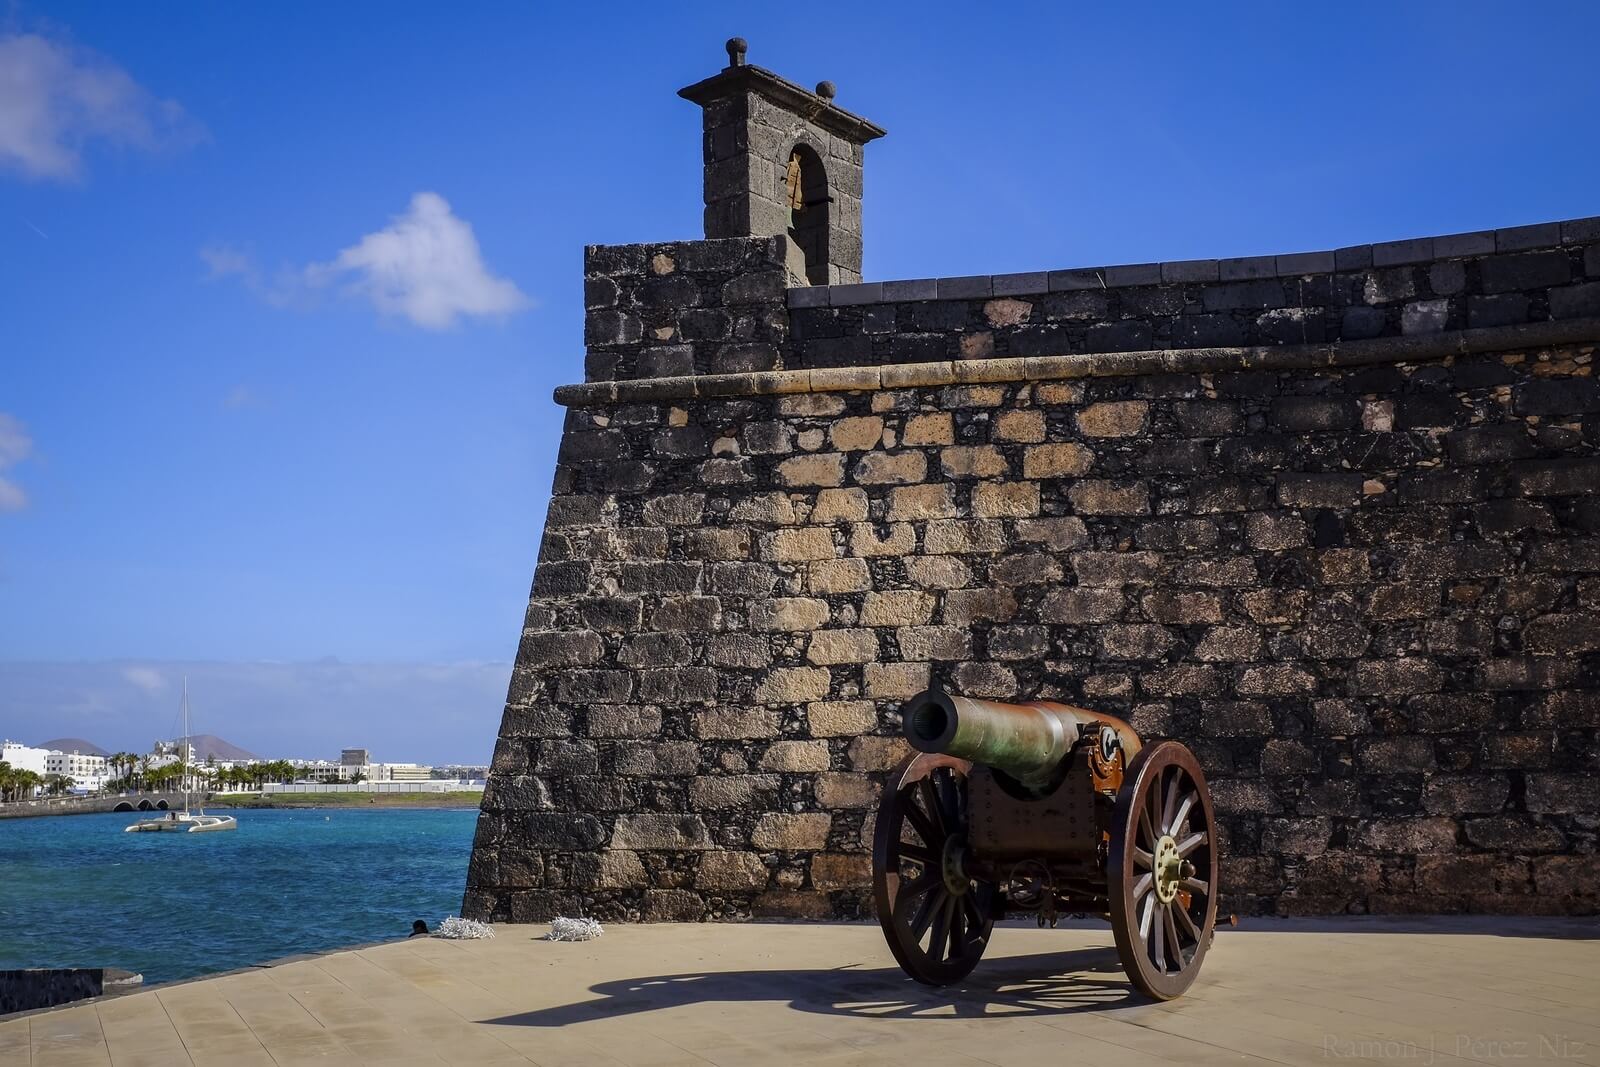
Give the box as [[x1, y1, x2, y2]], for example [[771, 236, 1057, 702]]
[[873, 685, 1219, 999]]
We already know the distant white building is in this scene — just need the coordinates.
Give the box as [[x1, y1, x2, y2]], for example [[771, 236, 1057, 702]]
[[289, 759, 355, 784], [1, 740, 50, 776], [373, 762, 433, 782], [45, 750, 110, 792]]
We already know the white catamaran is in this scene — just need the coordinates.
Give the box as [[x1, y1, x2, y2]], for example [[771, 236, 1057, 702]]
[[125, 678, 237, 834]]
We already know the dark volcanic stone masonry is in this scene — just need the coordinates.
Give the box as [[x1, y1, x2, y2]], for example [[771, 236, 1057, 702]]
[[465, 48, 1599, 923]]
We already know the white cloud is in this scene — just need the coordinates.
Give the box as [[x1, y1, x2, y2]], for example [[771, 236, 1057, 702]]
[[0, 33, 201, 181], [305, 192, 530, 329], [0, 412, 32, 512], [202, 194, 529, 330], [122, 666, 167, 693]]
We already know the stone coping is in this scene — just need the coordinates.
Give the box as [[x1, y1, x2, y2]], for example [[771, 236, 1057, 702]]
[[787, 215, 1600, 308], [552, 317, 1600, 407]]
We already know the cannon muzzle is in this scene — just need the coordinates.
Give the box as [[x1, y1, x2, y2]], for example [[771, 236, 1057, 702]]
[[901, 686, 1141, 791]]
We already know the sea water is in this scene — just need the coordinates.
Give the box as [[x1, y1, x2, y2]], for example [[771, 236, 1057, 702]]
[[0, 807, 476, 984]]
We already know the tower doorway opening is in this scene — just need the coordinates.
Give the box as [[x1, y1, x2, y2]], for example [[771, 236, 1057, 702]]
[[785, 144, 830, 286]]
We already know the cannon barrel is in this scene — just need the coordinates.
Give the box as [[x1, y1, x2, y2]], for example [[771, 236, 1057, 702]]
[[901, 686, 1141, 789]]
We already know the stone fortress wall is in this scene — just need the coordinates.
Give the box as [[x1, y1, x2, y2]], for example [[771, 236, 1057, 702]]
[[465, 45, 1599, 924]]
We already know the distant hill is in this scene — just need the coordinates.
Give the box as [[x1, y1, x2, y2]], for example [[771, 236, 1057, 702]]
[[186, 734, 260, 762], [35, 738, 109, 756], [30, 734, 259, 761]]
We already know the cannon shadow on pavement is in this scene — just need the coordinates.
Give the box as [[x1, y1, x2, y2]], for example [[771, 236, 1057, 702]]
[[481, 944, 1139, 1026]]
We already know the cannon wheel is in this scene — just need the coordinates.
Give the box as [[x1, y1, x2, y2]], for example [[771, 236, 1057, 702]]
[[873, 753, 995, 985], [1107, 739, 1219, 1000]]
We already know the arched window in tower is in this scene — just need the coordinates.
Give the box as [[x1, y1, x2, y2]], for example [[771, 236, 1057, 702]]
[[784, 144, 830, 286]]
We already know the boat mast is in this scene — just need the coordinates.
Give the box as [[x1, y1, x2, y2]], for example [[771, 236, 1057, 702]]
[[181, 676, 190, 813]]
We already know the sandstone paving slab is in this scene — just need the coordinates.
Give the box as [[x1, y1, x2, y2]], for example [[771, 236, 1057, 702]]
[[6, 918, 1598, 1066]]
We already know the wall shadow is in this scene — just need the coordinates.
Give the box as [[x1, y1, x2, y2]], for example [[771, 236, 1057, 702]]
[[482, 944, 1137, 1026]]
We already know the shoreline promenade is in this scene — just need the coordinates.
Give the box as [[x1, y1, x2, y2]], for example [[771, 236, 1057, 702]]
[[4, 918, 1593, 1065]]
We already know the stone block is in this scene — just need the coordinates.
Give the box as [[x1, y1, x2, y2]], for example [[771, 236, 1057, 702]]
[[861, 590, 936, 626], [808, 701, 878, 737], [1098, 623, 1176, 660], [810, 853, 872, 890], [994, 409, 1046, 443], [853, 451, 927, 485], [865, 661, 930, 698], [638, 667, 718, 703], [809, 558, 872, 594], [1075, 400, 1149, 437], [829, 416, 885, 451], [1350, 659, 1443, 696], [1236, 665, 1318, 696], [1067, 480, 1150, 515], [811, 487, 869, 524], [902, 413, 955, 446], [750, 597, 830, 632], [897, 625, 973, 660], [973, 482, 1042, 517], [760, 740, 832, 773], [1141, 591, 1223, 624], [807, 628, 880, 664], [731, 492, 800, 525], [611, 814, 714, 851], [649, 597, 723, 631], [989, 553, 1063, 587], [906, 556, 972, 588], [889, 484, 957, 521], [815, 773, 878, 808], [1023, 443, 1094, 479], [940, 445, 1009, 478], [587, 706, 664, 738], [942, 588, 1018, 624], [1193, 625, 1263, 662], [761, 527, 837, 562], [778, 453, 846, 487], [693, 708, 780, 739], [696, 851, 769, 891], [756, 667, 833, 704], [849, 522, 916, 557], [1070, 551, 1163, 585], [1041, 587, 1124, 623], [1015, 517, 1090, 550], [751, 813, 831, 850], [924, 519, 1008, 554]]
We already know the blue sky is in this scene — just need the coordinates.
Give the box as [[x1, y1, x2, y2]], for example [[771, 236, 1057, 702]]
[[2, 2, 1597, 763]]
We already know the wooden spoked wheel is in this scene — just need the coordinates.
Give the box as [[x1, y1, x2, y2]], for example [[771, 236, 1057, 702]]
[[873, 753, 996, 985], [1107, 739, 1219, 1000]]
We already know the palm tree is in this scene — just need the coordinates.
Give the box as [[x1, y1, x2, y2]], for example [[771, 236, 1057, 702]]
[[44, 774, 75, 796]]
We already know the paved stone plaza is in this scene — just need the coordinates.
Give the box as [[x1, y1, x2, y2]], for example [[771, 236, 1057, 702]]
[[3, 919, 1594, 1065]]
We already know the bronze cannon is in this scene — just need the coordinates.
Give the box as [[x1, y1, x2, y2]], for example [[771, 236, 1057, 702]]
[[872, 685, 1219, 999]]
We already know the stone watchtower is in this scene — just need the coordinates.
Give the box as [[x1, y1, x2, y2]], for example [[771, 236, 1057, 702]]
[[467, 38, 1600, 924], [680, 37, 885, 286]]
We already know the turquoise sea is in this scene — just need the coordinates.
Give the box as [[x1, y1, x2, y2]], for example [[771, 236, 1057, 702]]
[[0, 807, 476, 985]]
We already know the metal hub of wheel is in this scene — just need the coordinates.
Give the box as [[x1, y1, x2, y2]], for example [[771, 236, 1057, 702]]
[[1153, 834, 1182, 904], [940, 833, 970, 896]]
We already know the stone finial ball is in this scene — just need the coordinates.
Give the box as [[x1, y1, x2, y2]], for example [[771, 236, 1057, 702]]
[[726, 38, 748, 65], [815, 80, 837, 100]]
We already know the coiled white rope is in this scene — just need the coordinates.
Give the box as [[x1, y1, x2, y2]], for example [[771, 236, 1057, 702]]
[[546, 916, 604, 941], [434, 916, 496, 940]]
